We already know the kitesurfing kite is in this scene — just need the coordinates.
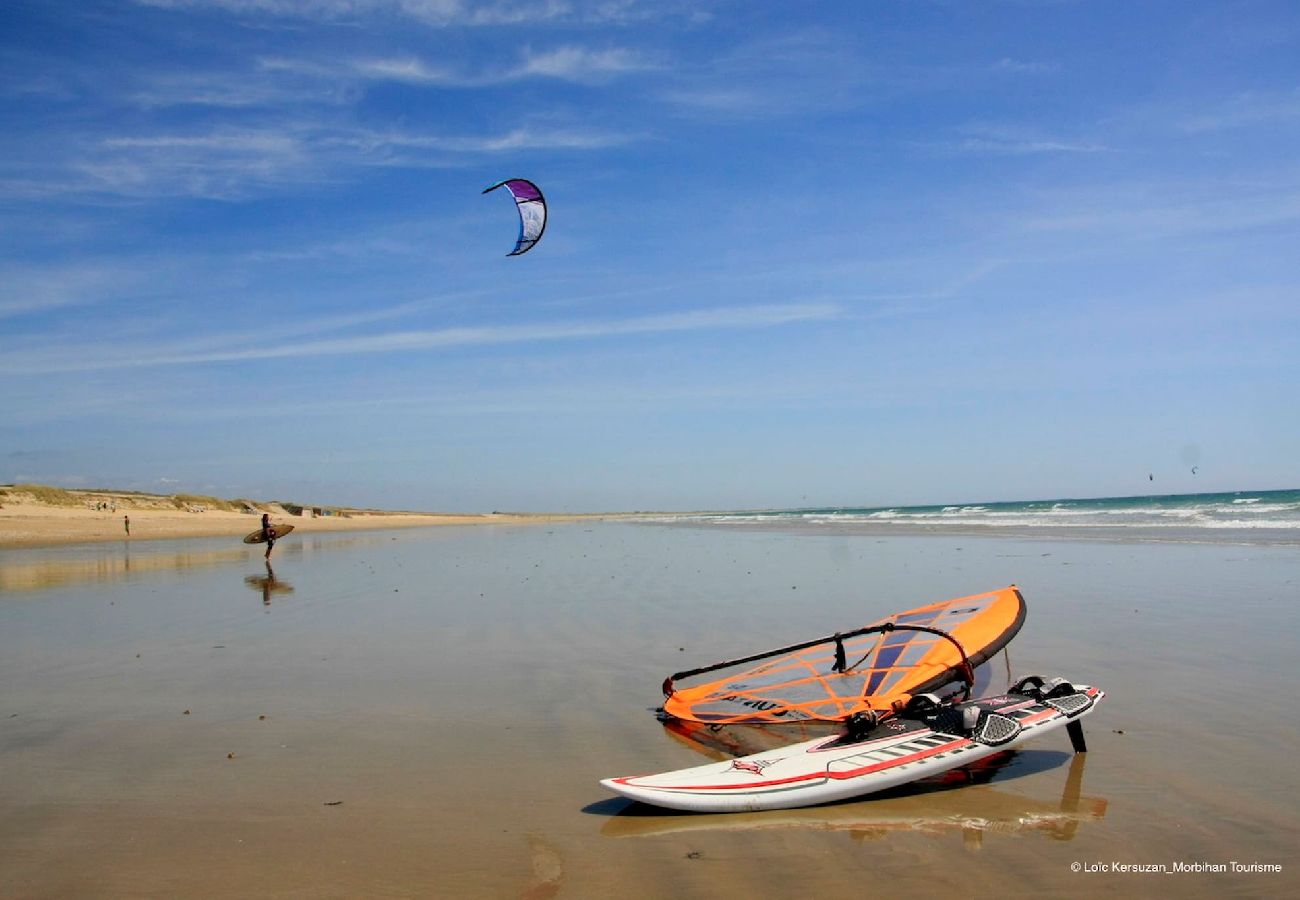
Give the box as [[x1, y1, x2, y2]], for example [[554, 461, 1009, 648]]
[[482, 178, 547, 256]]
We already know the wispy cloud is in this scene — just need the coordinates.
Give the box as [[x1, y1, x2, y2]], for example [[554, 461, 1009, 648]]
[[948, 137, 1107, 155], [850, 260, 1007, 304], [1179, 88, 1300, 133], [656, 86, 769, 115], [991, 57, 1057, 75], [133, 0, 626, 27], [351, 46, 657, 86], [2, 117, 639, 201], [141, 300, 440, 358], [1, 303, 841, 375], [654, 28, 875, 119], [4, 361, 852, 429], [126, 69, 357, 109], [347, 57, 463, 85], [916, 122, 1108, 156], [0, 73, 78, 102], [73, 128, 314, 200], [4, 10, 657, 202], [190, 379, 837, 421], [515, 46, 656, 81], [1017, 173, 1300, 239], [335, 123, 640, 157], [652, 31, 1063, 120], [0, 263, 146, 319]]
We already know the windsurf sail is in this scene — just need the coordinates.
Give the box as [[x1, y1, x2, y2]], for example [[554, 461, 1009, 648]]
[[482, 178, 547, 256], [661, 586, 1026, 724], [661, 648, 1014, 760]]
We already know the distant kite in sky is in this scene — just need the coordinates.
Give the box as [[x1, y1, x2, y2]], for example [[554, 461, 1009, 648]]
[[482, 178, 547, 256]]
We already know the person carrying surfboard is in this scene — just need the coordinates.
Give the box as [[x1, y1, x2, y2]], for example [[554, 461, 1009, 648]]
[[260, 513, 277, 559]]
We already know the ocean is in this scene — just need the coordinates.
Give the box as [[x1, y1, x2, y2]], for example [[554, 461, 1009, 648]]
[[651, 488, 1300, 538]]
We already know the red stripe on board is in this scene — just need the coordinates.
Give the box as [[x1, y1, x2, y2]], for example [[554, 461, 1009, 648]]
[[1019, 707, 1061, 726]]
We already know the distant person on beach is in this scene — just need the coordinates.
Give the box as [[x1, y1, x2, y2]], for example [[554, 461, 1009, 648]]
[[123, 515, 130, 536], [261, 513, 276, 560]]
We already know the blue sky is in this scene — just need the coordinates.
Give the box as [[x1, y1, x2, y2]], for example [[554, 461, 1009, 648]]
[[2, 0, 1298, 512]]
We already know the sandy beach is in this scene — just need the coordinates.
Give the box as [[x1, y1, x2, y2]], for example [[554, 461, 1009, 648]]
[[2, 519, 1297, 898], [0, 490, 599, 549]]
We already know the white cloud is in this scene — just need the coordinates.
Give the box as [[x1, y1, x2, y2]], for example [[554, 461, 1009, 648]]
[[515, 46, 656, 80], [349, 57, 465, 85]]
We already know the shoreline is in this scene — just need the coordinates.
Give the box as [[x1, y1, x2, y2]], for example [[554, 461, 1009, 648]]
[[643, 517, 1300, 547], [0, 501, 610, 549], [6, 502, 1299, 550]]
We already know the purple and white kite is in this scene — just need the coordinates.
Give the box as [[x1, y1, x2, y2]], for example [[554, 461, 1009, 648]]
[[482, 178, 547, 256]]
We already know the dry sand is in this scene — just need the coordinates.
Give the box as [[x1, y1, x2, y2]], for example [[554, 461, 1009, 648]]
[[0, 494, 597, 549]]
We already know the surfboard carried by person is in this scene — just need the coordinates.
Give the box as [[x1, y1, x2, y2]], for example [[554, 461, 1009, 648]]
[[243, 518, 294, 552], [260, 513, 276, 559]]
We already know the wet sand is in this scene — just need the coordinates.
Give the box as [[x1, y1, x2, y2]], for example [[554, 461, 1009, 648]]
[[1, 523, 1297, 898]]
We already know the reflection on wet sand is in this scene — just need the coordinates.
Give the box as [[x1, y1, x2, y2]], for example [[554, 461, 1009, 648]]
[[0, 530, 397, 593], [0, 531, 389, 594], [244, 562, 294, 606], [600, 751, 1107, 847], [4, 522, 1296, 897], [0, 544, 249, 592]]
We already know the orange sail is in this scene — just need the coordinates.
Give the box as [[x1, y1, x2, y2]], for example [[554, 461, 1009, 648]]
[[661, 586, 1026, 724]]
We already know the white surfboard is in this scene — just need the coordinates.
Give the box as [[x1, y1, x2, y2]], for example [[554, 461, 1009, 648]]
[[600, 753, 1108, 844], [602, 678, 1103, 813]]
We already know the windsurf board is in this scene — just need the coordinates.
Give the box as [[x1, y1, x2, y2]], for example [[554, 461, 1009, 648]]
[[601, 752, 1107, 844], [603, 677, 1103, 813]]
